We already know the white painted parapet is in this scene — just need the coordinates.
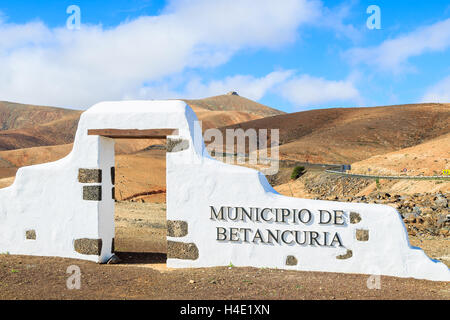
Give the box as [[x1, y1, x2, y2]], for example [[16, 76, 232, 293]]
[[0, 100, 448, 281]]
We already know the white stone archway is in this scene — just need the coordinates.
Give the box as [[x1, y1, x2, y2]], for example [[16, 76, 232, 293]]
[[0, 100, 448, 281]]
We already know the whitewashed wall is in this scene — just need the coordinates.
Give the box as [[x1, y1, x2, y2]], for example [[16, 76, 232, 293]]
[[0, 100, 448, 282]]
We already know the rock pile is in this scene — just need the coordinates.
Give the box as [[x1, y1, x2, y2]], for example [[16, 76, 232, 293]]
[[318, 192, 449, 237], [302, 173, 372, 197]]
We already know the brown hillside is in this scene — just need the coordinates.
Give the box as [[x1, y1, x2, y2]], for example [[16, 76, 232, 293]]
[[0, 144, 74, 187], [0, 101, 82, 151], [0, 96, 279, 192], [273, 132, 450, 198], [191, 108, 261, 130], [350, 132, 450, 176], [183, 94, 285, 118], [0, 117, 81, 151], [114, 149, 166, 202], [0, 96, 274, 151], [0, 101, 81, 130], [218, 103, 450, 164]]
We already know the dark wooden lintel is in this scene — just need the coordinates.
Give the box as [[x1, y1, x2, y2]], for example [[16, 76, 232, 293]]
[[88, 129, 178, 139]]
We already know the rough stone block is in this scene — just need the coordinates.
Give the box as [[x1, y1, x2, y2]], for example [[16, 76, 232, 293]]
[[83, 185, 102, 201], [356, 229, 369, 241], [110, 167, 115, 185], [286, 255, 298, 266], [74, 238, 102, 255], [167, 220, 188, 237], [350, 212, 362, 224], [78, 169, 102, 183], [167, 138, 189, 153], [167, 240, 199, 260], [336, 249, 353, 260], [26, 230, 36, 240]]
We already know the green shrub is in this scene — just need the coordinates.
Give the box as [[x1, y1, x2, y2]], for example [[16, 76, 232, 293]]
[[375, 178, 380, 189], [291, 166, 306, 180]]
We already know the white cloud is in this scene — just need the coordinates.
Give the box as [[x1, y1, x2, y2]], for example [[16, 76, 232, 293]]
[[422, 75, 450, 103], [133, 70, 294, 102], [0, 0, 321, 109], [133, 70, 361, 110], [314, 1, 362, 42], [183, 70, 295, 100], [279, 74, 360, 107], [347, 18, 450, 72], [133, 70, 360, 110]]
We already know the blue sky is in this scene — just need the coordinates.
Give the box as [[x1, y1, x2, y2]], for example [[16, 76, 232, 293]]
[[0, 0, 450, 112]]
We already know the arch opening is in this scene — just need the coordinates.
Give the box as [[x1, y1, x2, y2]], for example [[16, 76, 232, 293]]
[[89, 129, 178, 265]]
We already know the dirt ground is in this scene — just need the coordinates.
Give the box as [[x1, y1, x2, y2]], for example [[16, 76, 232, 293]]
[[0, 201, 448, 300], [0, 254, 449, 300], [114, 202, 167, 254]]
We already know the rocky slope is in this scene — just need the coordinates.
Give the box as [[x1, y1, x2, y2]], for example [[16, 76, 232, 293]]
[[274, 171, 449, 238]]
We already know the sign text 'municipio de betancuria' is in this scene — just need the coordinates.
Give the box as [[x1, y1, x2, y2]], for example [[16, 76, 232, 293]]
[[210, 206, 346, 247]]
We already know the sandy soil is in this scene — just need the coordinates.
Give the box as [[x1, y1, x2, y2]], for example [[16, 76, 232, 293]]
[[350, 133, 450, 177], [114, 202, 167, 253], [0, 254, 448, 300], [114, 149, 167, 201], [410, 237, 450, 267]]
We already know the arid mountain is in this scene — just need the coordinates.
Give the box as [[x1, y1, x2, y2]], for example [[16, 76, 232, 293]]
[[1, 99, 449, 198], [0, 118, 80, 151], [0, 144, 73, 187], [0, 101, 81, 131], [184, 93, 285, 130], [0, 139, 169, 199], [0, 95, 282, 151], [183, 93, 285, 118], [0, 143, 73, 169], [190, 108, 261, 130], [218, 103, 450, 164], [0, 95, 283, 190], [0, 101, 82, 151]]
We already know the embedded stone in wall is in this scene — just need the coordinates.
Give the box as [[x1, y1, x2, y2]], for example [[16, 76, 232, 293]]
[[167, 138, 189, 153], [110, 167, 115, 185], [336, 249, 353, 260], [83, 185, 102, 201], [350, 212, 362, 224], [74, 238, 102, 255], [26, 230, 36, 240], [167, 220, 188, 237], [286, 255, 298, 266], [107, 254, 121, 264], [356, 229, 369, 241], [167, 240, 199, 260], [78, 169, 102, 183]]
